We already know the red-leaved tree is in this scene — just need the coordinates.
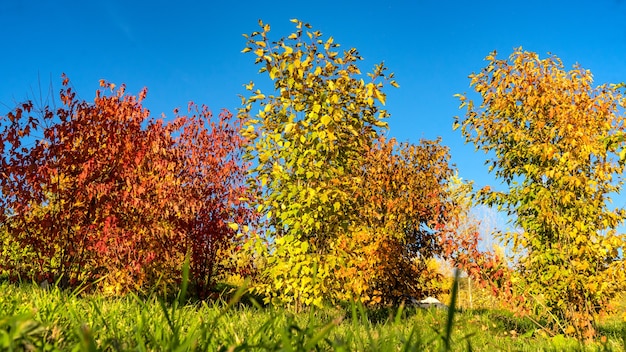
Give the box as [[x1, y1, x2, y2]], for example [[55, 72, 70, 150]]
[[0, 76, 253, 296]]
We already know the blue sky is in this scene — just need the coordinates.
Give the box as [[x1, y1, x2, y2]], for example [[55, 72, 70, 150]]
[[2, 0, 626, 240]]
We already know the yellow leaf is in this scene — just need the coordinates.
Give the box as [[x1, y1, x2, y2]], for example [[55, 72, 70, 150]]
[[374, 89, 386, 105], [585, 281, 598, 292], [269, 67, 278, 80], [228, 223, 239, 231]]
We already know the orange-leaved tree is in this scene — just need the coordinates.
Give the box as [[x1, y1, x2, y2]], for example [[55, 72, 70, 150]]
[[0, 76, 253, 296], [336, 137, 455, 305], [334, 136, 503, 305], [454, 48, 626, 338]]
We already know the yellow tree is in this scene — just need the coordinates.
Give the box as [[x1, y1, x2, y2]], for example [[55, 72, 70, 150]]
[[239, 19, 396, 307], [454, 48, 626, 338]]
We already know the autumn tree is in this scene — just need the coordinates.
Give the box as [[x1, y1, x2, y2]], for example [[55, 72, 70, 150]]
[[239, 19, 396, 245], [454, 48, 626, 338], [332, 137, 456, 305], [0, 77, 252, 296], [331, 137, 506, 305], [172, 103, 255, 298], [238, 19, 396, 307], [443, 174, 516, 307]]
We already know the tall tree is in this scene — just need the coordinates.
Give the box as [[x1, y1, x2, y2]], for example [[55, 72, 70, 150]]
[[239, 19, 397, 246], [454, 48, 626, 338], [238, 19, 396, 307]]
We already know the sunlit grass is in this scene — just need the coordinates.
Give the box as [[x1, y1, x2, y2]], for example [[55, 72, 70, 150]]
[[1, 279, 624, 351]]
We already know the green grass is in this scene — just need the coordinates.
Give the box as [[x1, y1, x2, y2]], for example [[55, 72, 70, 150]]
[[0, 280, 624, 351]]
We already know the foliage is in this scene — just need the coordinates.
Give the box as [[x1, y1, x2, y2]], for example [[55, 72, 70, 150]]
[[239, 18, 396, 244], [247, 233, 337, 309], [238, 19, 502, 307], [454, 48, 626, 338], [238, 19, 396, 305], [332, 137, 453, 304], [170, 103, 255, 299], [332, 136, 509, 306], [0, 77, 252, 295]]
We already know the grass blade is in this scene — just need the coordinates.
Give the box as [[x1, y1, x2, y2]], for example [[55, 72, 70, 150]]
[[443, 269, 461, 352]]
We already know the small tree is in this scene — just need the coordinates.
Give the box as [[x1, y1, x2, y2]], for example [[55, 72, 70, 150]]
[[239, 19, 396, 245], [454, 48, 626, 338], [335, 137, 506, 305], [336, 137, 457, 304]]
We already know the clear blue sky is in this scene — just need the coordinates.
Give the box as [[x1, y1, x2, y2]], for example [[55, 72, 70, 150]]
[[2, 0, 626, 236]]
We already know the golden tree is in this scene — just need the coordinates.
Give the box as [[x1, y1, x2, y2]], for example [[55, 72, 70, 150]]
[[454, 48, 626, 338]]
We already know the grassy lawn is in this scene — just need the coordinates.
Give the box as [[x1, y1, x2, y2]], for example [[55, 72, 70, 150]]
[[1, 281, 625, 351]]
